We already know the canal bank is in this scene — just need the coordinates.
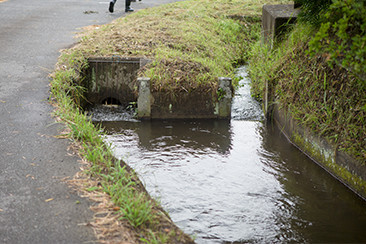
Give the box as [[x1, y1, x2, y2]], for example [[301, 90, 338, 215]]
[[249, 1, 366, 200]]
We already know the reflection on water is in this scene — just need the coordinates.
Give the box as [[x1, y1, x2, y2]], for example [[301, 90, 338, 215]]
[[103, 120, 366, 243], [97, 67, 366, 243], [261, 123, 366, 243]]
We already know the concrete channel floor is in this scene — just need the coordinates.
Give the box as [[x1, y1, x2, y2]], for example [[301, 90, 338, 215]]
[[0, 0, 182, 243]]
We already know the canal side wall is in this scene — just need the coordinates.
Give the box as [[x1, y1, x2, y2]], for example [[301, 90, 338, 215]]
[[261, 3, 366, 200], [267, 103, 366, 200]]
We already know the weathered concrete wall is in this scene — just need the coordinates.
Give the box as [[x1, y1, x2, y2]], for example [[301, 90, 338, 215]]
[[137, 77, 152, 119], [84, 57, 150, 106], [150, 90, 216, 119], [270, 105, 366, 200], [137, 77, 233, 119], [216, 77, 233, 118], [84, 58, 233, 119], [262, 4, 300, 46]]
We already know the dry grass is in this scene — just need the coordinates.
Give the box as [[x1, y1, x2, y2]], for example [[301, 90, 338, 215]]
[[73, 0, 291, 93], [68, 158, 141, 243], [62, 138, 194, 244]]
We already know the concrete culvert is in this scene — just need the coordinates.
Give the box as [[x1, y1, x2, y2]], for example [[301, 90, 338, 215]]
[[101, 97, 122, 106]]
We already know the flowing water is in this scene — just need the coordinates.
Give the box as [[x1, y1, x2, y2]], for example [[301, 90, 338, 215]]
[[94, 67, 366, 243]]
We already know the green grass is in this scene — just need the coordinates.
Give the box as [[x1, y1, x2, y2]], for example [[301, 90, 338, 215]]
[[74, 0, 290, 94], [248, 22, 366, 163]]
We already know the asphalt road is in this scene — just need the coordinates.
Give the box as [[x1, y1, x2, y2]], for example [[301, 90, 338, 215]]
[[0, 0, 181, 243]]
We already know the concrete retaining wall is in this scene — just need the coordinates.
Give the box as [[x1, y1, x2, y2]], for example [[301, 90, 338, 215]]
[[84, 57, 232, 119], [269, 101, 366, 200], [261, 4, 366, 200], [84, 57, 150, 106]]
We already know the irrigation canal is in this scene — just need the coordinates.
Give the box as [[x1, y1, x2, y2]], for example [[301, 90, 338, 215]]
[[92, 67, 366, 243]]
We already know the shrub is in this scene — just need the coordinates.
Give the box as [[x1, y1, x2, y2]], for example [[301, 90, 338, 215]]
[[308, 0, 366, 81], [296, 0, 332, 26]]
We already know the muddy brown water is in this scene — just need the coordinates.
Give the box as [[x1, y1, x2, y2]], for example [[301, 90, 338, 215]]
[[93, 67, 366, 243]]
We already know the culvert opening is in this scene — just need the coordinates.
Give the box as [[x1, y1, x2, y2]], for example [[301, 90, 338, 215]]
[[82, 56, 150, 107], [101, 97, 122, 106], [81, 56, 233, 120], [81, 57, 149, 121]]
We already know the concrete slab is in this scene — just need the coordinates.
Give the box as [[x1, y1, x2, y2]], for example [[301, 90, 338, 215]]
[[262, 4, 300, 46]]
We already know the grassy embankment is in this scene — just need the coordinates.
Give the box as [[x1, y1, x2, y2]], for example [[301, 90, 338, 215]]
[[50, 0, 291, 242], [248, 0, 365, 164]]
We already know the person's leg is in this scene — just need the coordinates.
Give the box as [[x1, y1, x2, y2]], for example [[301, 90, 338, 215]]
[[109, 0, 117, 13], [125, 0, 134, 12]]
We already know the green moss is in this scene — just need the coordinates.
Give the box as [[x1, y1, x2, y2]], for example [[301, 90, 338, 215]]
[[293, 132, 366, 198]]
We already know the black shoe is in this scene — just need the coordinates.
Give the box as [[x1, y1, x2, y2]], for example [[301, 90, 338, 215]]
[[125, 7, 134, 12], [109, 1, 114, 13]]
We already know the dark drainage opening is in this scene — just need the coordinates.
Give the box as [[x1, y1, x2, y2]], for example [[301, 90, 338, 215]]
[[81, 56, 233, 120], [82, 56, 150, 109], [101, 97, 122, 106]]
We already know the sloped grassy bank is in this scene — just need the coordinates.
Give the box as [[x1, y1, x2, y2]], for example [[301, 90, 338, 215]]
[[248, 0, 366, 198], [73, 0, 269, 94], [50, 0, 292, 242]]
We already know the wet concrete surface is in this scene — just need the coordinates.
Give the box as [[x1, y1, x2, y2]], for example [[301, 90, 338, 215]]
[[0, 0, 182, 242]]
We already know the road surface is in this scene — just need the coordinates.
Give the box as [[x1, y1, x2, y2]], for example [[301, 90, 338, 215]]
[[0, 0, 181, 243]]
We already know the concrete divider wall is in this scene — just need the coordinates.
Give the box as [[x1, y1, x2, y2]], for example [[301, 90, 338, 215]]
[[137, 77, 233, 119], [84, 57, 233, 119]]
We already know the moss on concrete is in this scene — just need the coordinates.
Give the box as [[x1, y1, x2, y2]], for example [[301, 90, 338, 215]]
[[292, 131, 366, 198]]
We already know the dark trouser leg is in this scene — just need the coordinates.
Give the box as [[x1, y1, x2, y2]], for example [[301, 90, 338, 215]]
[[125, 0, 134, 12], [109, 0, 117, 13]]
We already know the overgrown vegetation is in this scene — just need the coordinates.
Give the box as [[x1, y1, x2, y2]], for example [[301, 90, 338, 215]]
[[50, 0, 291, 242], [74, 0, 294, 96], [296, 0, 332, 26], [308, 0, 366, 81], [248, 0, 365, 162]]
